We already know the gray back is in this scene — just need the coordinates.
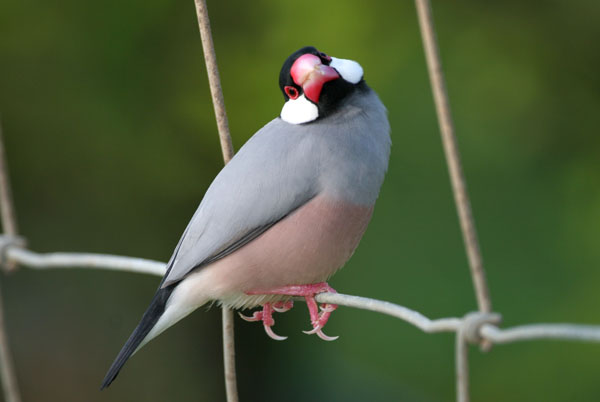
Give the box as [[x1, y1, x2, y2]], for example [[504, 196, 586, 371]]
[[162, 86, 391, 286]]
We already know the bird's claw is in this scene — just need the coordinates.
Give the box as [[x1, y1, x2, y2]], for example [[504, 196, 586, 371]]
[[264, 324, 287, 341], [302, 325, 338, 341], [239, 302, 287, 340], [273, 300, 294, 313], [302, 326, 320, 335], [303, 302, 339, 340], [238, 311, 262, 322], [243, 282, 340, 341], [315, 327, 339, 341]]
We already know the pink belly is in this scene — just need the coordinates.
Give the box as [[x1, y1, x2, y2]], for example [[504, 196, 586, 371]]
[[200, 195, 373, 302]]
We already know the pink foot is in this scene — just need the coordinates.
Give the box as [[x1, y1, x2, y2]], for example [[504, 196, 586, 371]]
[[238, 302, 287, 341], [245, 282, 339, 341]]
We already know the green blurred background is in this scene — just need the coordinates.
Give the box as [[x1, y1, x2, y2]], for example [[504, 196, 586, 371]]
[[1, 0, 599, 401]]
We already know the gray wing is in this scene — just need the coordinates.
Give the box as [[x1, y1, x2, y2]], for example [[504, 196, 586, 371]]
[[161, 118, 322, 286]]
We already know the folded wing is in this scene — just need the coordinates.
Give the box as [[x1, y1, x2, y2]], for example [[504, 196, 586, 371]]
[[161, 118, 323, 287]]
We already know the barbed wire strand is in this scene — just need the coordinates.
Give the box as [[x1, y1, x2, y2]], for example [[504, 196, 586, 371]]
[[5, 242, 600, 347], [191, 2, 238, 401], [0, 121, 22, 402]]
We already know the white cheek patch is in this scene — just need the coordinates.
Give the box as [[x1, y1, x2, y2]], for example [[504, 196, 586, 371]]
[[280, 94, 319, 124], [330, 57, 364, 84]]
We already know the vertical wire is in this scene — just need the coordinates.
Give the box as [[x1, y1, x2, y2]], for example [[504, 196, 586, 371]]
[[191, 2, 238, 401], [0, 121, 22, 402]]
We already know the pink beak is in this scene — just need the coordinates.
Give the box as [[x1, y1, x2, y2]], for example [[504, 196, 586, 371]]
[[290, 54, 339, 104]]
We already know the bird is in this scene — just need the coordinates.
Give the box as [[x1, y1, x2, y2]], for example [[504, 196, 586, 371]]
[[101, 46, 391, 389]]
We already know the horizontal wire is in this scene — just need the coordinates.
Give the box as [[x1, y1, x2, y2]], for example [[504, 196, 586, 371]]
[[4, 241, 600, 346], [481, 323, 600, 344], [7, 247, 165, 276]]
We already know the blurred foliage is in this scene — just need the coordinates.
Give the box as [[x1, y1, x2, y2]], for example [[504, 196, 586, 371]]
[[0, 0, 599, 401]]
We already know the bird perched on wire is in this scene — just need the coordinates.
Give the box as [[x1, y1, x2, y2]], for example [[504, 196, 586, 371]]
[[101, 46, 391, 389]]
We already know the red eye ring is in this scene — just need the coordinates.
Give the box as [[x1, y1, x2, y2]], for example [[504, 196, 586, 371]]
[[319, 52, 332, 63], [284, 85, 300, 100]]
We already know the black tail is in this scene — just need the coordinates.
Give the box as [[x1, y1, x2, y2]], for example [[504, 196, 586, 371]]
[[100, 284, 176, 389]]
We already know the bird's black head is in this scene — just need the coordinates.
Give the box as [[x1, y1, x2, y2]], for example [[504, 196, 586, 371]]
[[278, 46, 365, 124]]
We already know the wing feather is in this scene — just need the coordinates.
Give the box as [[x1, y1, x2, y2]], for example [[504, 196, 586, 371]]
[[161, 118, 321, 286]]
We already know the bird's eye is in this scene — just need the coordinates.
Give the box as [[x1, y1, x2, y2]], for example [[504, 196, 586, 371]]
[[284, 85, 300, 100], [319, 52, 332, 63]]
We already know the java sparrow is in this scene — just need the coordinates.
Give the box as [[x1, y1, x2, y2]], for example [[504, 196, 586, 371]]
[[101, 46, 390, 388]]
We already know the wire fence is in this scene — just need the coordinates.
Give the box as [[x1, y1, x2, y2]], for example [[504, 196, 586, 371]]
[[2, 242, 600, 401], [0, 1, 599, 402]]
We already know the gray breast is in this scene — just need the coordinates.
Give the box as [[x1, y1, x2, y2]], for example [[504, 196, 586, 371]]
[[299, 87, 391, 205]]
